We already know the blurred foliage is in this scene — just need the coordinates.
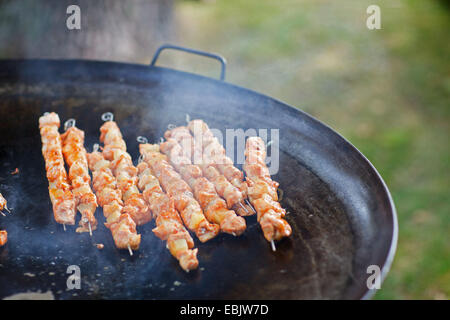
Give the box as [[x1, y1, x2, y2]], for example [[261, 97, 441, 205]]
[[175, 0, 449, 299]]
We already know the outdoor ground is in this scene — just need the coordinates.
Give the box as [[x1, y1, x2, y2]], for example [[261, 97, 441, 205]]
[[173, 0, 449, 299]]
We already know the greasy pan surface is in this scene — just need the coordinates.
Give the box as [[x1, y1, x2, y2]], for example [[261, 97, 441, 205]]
[[0, 60, 397, 299]]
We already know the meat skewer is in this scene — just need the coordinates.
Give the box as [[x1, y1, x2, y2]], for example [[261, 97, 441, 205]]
[[160, 131, 246, 236], [244, 137, 291, 249], [187, 120, 255, 216], [165, 126, 251, 217], [0, 193, 7, 246], [61, 119, 98, 234], [0, 193, 9, 216], [0, 229, 6, 247], [135, 151, 198, 271], [87, 144, 141, 253], [139, 141, 220, 242], [39, 112, 76, 227], [99, 113, 151, 226]]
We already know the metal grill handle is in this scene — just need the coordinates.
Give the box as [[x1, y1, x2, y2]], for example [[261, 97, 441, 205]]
[[150, 44, 227, 81]]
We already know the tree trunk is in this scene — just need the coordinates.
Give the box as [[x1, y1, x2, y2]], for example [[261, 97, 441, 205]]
[[0, 0, 174, 63]]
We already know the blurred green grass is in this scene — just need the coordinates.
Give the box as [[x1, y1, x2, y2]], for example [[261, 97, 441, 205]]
[[175, 0, 449, 299]]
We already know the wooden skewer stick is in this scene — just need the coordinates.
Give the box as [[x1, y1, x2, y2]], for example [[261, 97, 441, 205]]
[[88, 221, 93, 237], [245, 199, 257, 214], [238, 201, 250, 214], [63, 224, 66, 231], [277, 188, 284, 202], [128, 244, 133, 256], [0, 211, 5, 217], [4, 205, 10, 213], [270, 240, 276, 252]]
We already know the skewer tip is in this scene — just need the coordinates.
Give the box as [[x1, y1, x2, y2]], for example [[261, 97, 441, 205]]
[[88, 221, 93, 237], [63, 224, 66, 231], [270, 240, 276, 252], [127, 244, 133, 256], [0, 211, 5, 217]]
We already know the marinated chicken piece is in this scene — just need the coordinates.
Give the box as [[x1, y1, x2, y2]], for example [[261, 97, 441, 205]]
[[0, 230, 6, 246], [105, 213, 141, 250], [99, 121, 127, 160]]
